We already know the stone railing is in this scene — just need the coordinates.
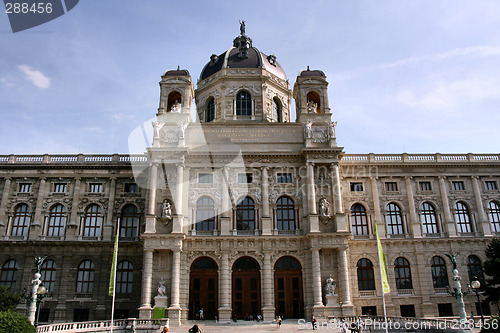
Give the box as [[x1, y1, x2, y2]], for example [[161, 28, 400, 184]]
[[37, 318, 168, 333], [341, 153, 500, 164], [0, 154, 148, 164]]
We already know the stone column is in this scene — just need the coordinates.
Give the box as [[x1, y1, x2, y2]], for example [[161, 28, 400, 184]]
[[307, 163, 319, 232], [471, 176, 491, 236], [405, 177, 421, 238], [261, 167, 272, 235], [103, 177, 116, 240], [220, 167, 231, 235], [311, 249, 323, 307], [331, 163, 347, 231], [172, 164, 184, 233], [30, 178, 46, 240], [0, 178, 11, 236], [331, 164, 343, 214], [67, 177, 81, 240], [370, 177, 384, 237], [145, 164, 158, 234], [307, 163, 317, 215], [139, 249, 154, 319], [262, 250, 275, 321], [438, 176, 456, 237], [218, 252, 231, 321], [168, 249, 182, 326], [338, 247, 354, 314]]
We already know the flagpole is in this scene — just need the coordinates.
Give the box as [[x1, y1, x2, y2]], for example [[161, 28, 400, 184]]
[[375, 224, 389, 333], [110, 218, 120, 333]]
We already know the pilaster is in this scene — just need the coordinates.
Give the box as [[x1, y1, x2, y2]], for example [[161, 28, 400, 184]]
[[438, 176, 456, 237]]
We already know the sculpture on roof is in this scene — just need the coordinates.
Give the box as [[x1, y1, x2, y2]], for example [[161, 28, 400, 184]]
[[239, 20, 246, 35]]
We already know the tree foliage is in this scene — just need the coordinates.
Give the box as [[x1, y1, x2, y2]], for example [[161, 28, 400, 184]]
[[0, 286, 21, 312], [483, 239, 500, 306], [0, 310, 35, 333]]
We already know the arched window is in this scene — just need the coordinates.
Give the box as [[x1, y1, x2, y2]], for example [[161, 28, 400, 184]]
[[236, 197, 255, 230], [351, 204, 368, 236], [76, 260, 94, 294], [83, 204, 102, 238], [167, 91, 182, 112], [116, 260, 133, 294], [421, 202, 438, 234], [0, 260, 18, 287], [430, 256, 449, 288], [276, 196, 295, 231], [306, 91, 321, 113], [236, 91, 251, 116], [274, 256, 301, 270], [48, 204, 66, 237], [272, 98, 281, 122], [192, 257, 218, 270], [467, 255, 485, 284], [206, 97, 215, 122], [386, 203, 404, 235], [196, 197, 215, 231], [40, 259, 57, 293], [120, 205, 139, 238], [455, 202, 472, 233], [488, 201, 500, 232], [394, 257, 412, 290], [12, 204, 30, 237], [357, 259, 375, 291]]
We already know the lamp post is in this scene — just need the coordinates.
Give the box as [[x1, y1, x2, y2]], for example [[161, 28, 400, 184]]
[[446, 253, 468, 324], [470, 276, 484, 327], [28, 256, 46, 325]]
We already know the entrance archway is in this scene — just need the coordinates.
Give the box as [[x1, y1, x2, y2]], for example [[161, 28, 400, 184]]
[[189, 257, 218, 320], [274, 256, 303, 318], [232, 257, 261, 319]]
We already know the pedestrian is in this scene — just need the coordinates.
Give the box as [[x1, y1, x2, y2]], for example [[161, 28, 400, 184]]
[[162, 326, 169, 333], [199, 308, 204, 320], [276, 315, 282, 328], [312, 316, 318, 330], [340, 319, 347, 333], [188, 324, 203, 333]]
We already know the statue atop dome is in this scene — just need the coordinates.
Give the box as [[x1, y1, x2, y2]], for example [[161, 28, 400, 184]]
[[239, 20, 246, 35]]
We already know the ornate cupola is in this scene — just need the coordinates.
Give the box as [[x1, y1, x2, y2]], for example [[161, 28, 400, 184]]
[[195, 22, 292, 124]]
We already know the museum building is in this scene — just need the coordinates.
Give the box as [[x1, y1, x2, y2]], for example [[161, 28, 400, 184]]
[[0, 25, 499, 326]]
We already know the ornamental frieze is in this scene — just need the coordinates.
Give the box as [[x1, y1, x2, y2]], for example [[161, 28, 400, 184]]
[[42, 197, 73, 213], [6, 197, 36, 214], [78, 197, 109, 212], [226, 85, 261, 96]]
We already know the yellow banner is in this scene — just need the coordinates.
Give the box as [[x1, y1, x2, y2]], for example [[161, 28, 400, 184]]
[[375, 224, 391, 294]]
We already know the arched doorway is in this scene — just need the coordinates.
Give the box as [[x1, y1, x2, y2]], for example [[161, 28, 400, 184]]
[[274, 256, 303, 318], [189, 257, 218, 320], [232, 257, 261, 319]]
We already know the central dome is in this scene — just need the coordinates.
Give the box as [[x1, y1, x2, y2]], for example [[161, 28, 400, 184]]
[[199, 24, 287, 82]]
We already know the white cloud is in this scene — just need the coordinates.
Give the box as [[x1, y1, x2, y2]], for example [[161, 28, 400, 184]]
[[396, 76, 500, 109], [17, 64, 50, 89], [112, 113, 135, 121], [0, 78, 15, 88]]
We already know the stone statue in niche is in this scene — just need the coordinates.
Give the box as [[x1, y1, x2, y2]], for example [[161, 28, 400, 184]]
[[319, 198, 330, 217], [161, 199, 172, 220], [171, 100, 181, 113], [328, 121, 337, 139], [305, 121, 313, 139], [178, 121, 188, 139], [324, 275, 336, 296], [152, 121, 164, 140], [156, 278, 167, 296], [306, 101, 317, 113]]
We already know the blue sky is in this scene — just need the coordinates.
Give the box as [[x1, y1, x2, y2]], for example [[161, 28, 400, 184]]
[[1, 1, 500, 154]]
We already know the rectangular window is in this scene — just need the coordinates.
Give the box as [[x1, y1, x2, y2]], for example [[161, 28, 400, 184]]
[[88, 183, 103, 193], [19, 183, 32, 193], [53, 183, 67, 193], [438, 303, 453, 317], [124, 183, 138, 193], [238, 173, 253, 184], [350, 183, 363, 192], [452, 181, 465, 191], [385, 182, 398, 191], [198, 173, 213, 184], [400, 304, 416, 318], [419, 181, 432, 191], [277, 173, 292, 183], [486, 181, 498, 191]]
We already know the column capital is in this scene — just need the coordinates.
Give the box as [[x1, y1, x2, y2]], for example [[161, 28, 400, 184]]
[[38, 177, 47, 182], [471, 175, 480, 180], [109, 177, 117, 181], [2, 177, 12, 182], [404, 176, 413, 180], [369, 176, 378, 180], [438, 175, 447, 180]]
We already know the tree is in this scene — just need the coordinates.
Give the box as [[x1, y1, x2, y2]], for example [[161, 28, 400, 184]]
[[483, 238, 500, 310], [0, 286, 21, 312], [0, 310, 35, 333]]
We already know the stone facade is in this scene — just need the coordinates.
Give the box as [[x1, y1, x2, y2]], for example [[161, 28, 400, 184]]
[[0, 26, 499, 326]]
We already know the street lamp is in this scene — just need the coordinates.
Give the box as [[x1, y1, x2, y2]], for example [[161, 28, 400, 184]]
[[34, 283, 47, 326], [28, 256, 47, 325], [470, 276, 484, 327]]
